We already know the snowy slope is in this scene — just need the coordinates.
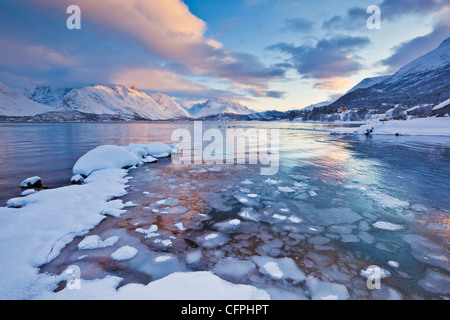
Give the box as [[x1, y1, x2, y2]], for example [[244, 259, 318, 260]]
[[56, 85, 174, 120], [346, 76, 391, 94], [327, 37, 450, 114], [0, 82, 53, 116], [21, 85, 72, 107], [301, 100, 333, 111], [149, 93, 192, 119], [188, 98, 255, 119]]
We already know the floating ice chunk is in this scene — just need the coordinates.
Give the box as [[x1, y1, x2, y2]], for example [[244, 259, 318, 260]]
[[340, 234, 360, 243], [388, 261, 400, 268], [213, 258, 257, 280], [229, 219, 241, 226], [20, 176, 42, 188], [111, 246, 138, 261], [302, 207, 361, 226], [247, 194, 259, 198], [264, 178, 281, 185], [288, 216, 303, 223], [365, 191, 409, 208], [143, 191, 150, 195], [186, 250, 202, 264], [153, 239, 173, 247], [155, 255, 173, 263], [135, 225, 159, 238], [174, 222, 186, 231], [278, 186, 295, 193], [240, 188, 251, 193], [154, 198, 177, 206], [214, 219, 242, 232], [73, 145, 140, 177], [307, 277, 349, 300], [241, 179, 253, 185], [78, 235, 119, 250], [418, 269, 450, 295], [252, 256, 306, 282], [328, 224, 355, 234], [147, 142, 172, 158], [197, 233, 230, 248], [309, 191, 317, 197], [358, 231, 374, 244], [308, 236, 330, 245], [358, 220, 371, 231], [273, 214, 287, 221], [21, 189, 37, 197], [360, 266, 391, 279], [238, 207, 259, 222], [161, 206, 189, 215], [294, 182, 308, 189], [373, 221, 404, 231], [402, 234, 450, 271]]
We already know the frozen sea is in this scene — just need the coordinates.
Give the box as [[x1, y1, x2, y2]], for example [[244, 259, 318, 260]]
[[0, 121, 449, 299]]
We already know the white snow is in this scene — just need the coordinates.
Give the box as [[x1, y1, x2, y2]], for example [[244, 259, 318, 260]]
[[20, 176, 41, 188], [111, 246, 138, 261], [365, 191, 409, 208], [77, 235, 119, 250], [331, 117, 450, 136], [432, 98, 450, 111], [277, 186, 295, 193], [0, 82, 53, 116], [306, 277, 349, 300], [38, 271, 270, 300], [21, 189, 37, 196], [188, 98, 255, 119], [0, 168, 130, 299], [373, 221, 404, 231], [73, 145, 141, 177], [252, 256, 306, 282], [56, 85, 187, 120], [147, 142, 173, 158], [360, 266, 391, 279]]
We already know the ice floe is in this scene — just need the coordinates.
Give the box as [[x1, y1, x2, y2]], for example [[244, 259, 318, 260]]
[[111, 246, 138, 261], [78, 235, 119, 250], [373, 221, 404, 231]]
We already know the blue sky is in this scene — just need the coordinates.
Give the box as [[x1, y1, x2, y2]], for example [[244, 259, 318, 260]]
[[0, 0, 448, 111]]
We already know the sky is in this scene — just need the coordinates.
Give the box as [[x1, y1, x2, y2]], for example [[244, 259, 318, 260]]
[[0, 0, 448, 111]]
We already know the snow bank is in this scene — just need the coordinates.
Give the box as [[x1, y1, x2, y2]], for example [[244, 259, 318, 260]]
[[147, 142, 173, 158], [0, 168, 130, 299], [331, 117, 450, 136], [20, 176, 42, 188], [39, 271, 271, 300], [73, 145, 141, 177]]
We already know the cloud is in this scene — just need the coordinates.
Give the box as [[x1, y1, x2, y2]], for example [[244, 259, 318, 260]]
[[27, 0, 285, 95], [322, 7, 367, 31], [267, 36, 371, 80], [323, 0, 448, 31], [380, 16, 450, 73], [282, 17, 315, 33]]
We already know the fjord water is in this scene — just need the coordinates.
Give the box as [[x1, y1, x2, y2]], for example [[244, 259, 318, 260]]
[[1, 121, 449, 299]]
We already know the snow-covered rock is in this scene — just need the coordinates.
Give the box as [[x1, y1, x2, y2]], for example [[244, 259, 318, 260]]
[[77, 235, 119, 250], [73, 145, 141, 177], [147, 142, 173, 158], [20, 176, 42, 188]]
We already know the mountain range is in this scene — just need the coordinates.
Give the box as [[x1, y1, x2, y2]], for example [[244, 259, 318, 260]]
[[0, 37, 449, 122]]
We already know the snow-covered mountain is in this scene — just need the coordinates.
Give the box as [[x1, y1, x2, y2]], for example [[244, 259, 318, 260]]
[[325, 37, 450, 115], [346, 75, 391, 94], [187, 98, 255, 119], [149, 93, 192, 119], [21, 85, 72, 107], [0, 82, 53, 116], [56, 85, 181, 120], [301, 100, 334, 112]]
